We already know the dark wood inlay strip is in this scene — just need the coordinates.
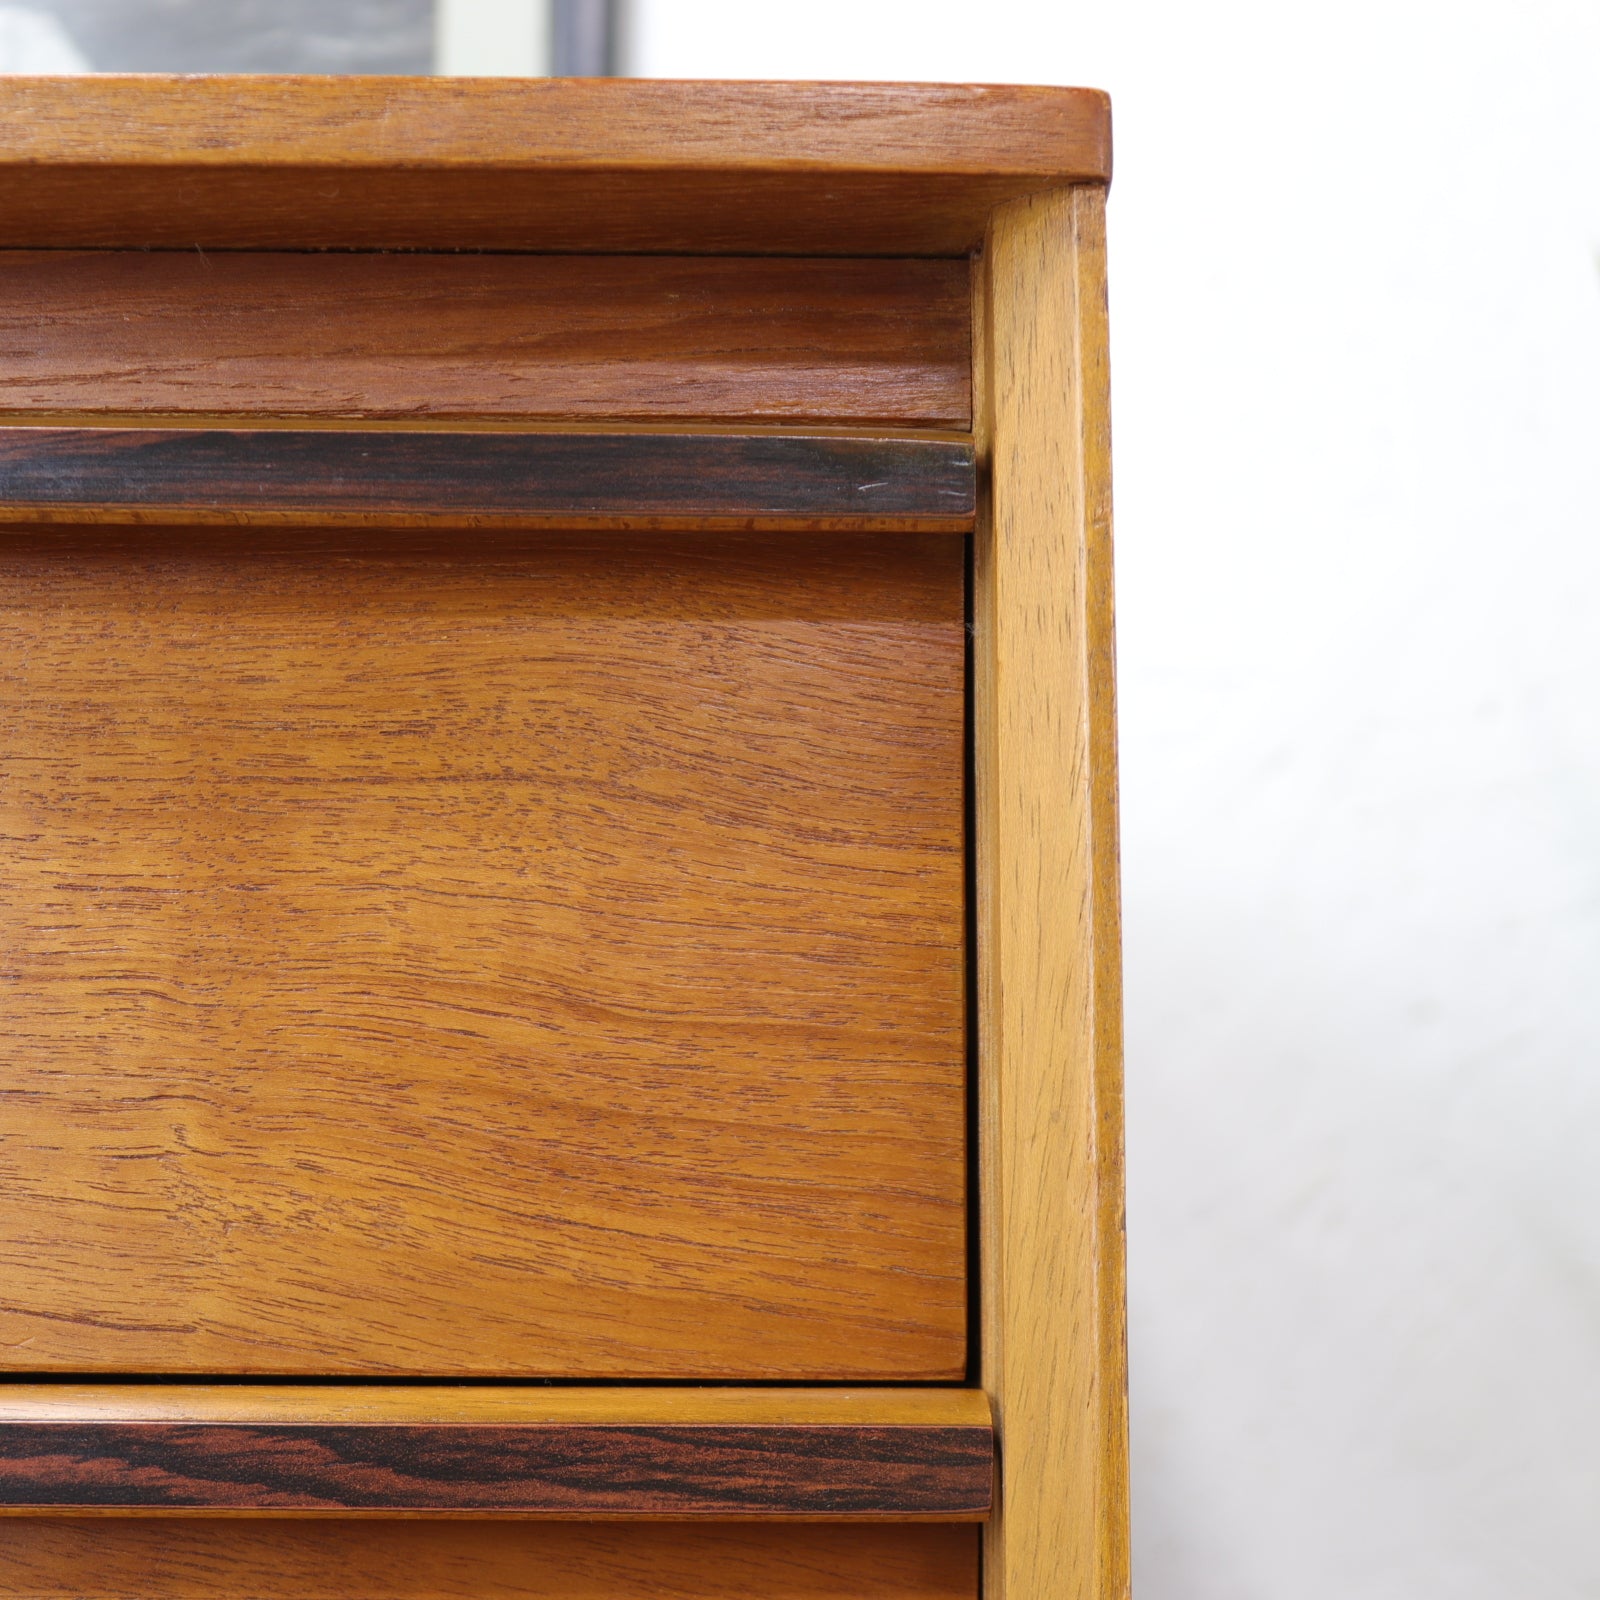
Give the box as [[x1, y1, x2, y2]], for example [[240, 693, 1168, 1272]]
[[0, 1423, 992, 1518], [0, 428, 975, 530]]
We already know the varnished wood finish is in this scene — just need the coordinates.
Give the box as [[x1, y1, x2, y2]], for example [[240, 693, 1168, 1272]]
[[0, 1387, 990, 1427], [0, 1387, 992, 1516], [975, 189, 1129, 1597], [0, 74, 1129, 1587], [0, 1522, 979, 1598], [0, 427, 975, 530], [0, 1386, 992, 1514], [0, 1429, 988, 1518], [0, 78, 1110, 254], [0, 529, 966, 1378], [0, 253, 971, 428]]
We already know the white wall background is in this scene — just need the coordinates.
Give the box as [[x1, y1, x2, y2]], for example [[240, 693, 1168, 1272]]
[[436, 0, 547, 74], [634, 5, 1600, 1595]]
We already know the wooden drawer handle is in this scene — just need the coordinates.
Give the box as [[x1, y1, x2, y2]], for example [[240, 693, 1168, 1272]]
[[0, 426, 975, 531], [0, 1387, 992, 1519]]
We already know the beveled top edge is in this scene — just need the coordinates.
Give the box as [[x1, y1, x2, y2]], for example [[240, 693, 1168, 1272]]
[[0, 1385, 993, 1428], [0, 76, 1111, 182]]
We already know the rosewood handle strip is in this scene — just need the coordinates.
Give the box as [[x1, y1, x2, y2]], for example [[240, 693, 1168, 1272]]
[[0, 427, 975, 529], [0, 1424, 992, 1518]]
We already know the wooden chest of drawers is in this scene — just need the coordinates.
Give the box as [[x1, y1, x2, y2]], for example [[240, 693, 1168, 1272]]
[[0, 77, 1125, 1600]]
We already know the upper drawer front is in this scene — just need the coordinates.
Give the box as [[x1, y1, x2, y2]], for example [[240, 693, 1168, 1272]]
[[0, 525, 966, 1378], [0, 252, 971, 429]]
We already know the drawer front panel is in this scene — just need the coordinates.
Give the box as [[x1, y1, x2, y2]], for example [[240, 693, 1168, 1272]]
[[0, 1523, 979, 1600], [0, 251, 971, 428], [0, 528, 966, 1376]]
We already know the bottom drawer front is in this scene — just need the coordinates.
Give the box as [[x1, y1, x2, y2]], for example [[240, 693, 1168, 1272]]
[[0, 1522, 978, 1600]]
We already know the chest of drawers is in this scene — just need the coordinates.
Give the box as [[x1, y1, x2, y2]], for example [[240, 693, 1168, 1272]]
[[0, 76, 1125, 1600]]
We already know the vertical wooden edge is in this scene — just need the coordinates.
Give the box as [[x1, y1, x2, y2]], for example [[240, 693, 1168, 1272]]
[[970, 214, 1003, 1398], [975, 183, 1129, 1600], [1081, 186, 1131, 1600], [966, 222, 1004, 1600]]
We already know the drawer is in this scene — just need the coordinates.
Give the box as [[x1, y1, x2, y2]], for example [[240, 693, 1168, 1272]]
[[0, 1523, 979, 1600], [0, 521, 967, 1378]]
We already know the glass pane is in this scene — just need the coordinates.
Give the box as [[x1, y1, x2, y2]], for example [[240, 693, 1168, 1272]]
[[0, 0, 434, 74], [0, 1, 627, 74]]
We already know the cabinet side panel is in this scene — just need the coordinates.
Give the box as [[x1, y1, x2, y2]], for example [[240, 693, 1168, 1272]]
[[975, 186, 1129, 1597]]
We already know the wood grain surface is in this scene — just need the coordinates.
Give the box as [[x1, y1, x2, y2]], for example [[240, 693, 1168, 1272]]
[[0, 1425, 990, 1517], [0, 1521, 979, 1598], [0, 527, 966, 1377], [0, 1387, 991, 1515], [0, 427, 975, 530], [975, 188, 1129, 1598], [0, 252, 971, 428], [0, 1387, 991, 1427], [0, 77, 1110, 253]]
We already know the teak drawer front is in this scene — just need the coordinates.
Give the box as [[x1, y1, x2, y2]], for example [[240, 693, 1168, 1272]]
[[0, 527, 966, 1377], [0, 1523, 979, 1599], [0, 252, 971, 429]]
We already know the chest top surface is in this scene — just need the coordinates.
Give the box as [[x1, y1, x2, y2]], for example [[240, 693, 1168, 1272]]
[[0, 75, 1111, 253]]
